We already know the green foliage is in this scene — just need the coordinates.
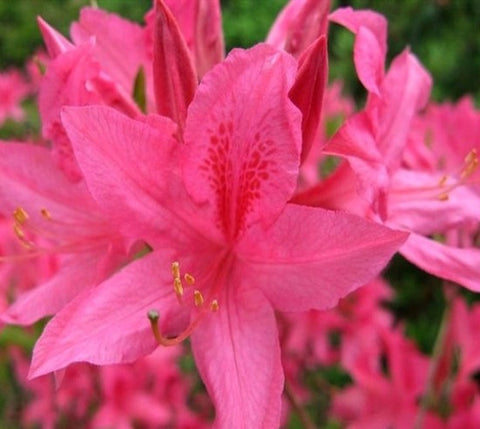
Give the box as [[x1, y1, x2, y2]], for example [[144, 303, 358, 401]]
[[0, 0, 150, 69], [221, 0, 286, 50]]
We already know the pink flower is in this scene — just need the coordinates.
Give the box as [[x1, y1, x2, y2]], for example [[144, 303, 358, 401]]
[[37, 11, 150, 180], [0, 142, 130, 325], [0, 69, 30, 125], [29, 44, 406, 427], [309, 8, 480, 291], [331, 328, 443, 429]]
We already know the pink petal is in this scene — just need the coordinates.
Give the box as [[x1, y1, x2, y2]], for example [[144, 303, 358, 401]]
[[37, 17, 73, 58], [372, 50, 432, 171], [61, 106, 179, 242], [353, 26, 384, 95], [183, 44, 302, 240], [0, 142, 99, 220], [39, 42, 101, 181], [2, 251, 111, 325], [191, 287, 283, 428], [153, 0, 198, 131], [400, 233, 480, 292], [29, 251, 186, 378], [326, 112, 390, 217], [165, 0, 224, 78], [237, 204, 408, 312], [267, 0, 331, 59], [289, 35, 328, 162], [70, 7, 149, 95], [329, 7, 388, 94], [388, 169, 480, 235]]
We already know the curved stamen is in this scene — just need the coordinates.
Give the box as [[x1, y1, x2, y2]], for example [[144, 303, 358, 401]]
[[147, 308, 210, 347], [147, 256, 231, 346]]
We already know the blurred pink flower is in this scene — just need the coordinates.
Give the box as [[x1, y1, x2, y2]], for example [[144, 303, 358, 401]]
[[0, 69, 30, 125]]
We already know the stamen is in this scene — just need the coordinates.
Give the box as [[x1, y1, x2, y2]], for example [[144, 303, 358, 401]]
[[184, 273, 195, 285], [173, 277, 184, 297], [40, 208, 52, 220], [194, 290, 204, 307], [147, 308, 209, 347], [461, 149, 478, 179], [171, 261, 180, 278], [438, 193, 449, 201], [13, 224, 34, 248], [13, 207, 29, 225], [210, 300, 219, 312], [438, 175, 448, 187]]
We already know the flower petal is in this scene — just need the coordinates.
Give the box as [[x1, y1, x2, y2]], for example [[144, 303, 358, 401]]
[[267, 0, 331, 59], [289, 35, 328, 162], [37, 17, 73, 58], [70, 7, 149, 95], [400, 233, 480, 292], [183, 44, 302, 240], [191, 286, 283, 428], [238, 204, 408, 312], [153, 0, 198, 130], [61, 105, 180, 242], [329, 7, 387, 95], [165, 0, 224, 78], [29, 251, 186, 378], [2, 251, 111, 325]]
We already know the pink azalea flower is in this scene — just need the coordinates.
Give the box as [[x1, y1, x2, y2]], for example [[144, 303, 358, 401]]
[[331, 328, 444, 429], [0, 69, 30, 125], [0, 142, 130, 325], [29, 44, 407, 427], [306, 8, 480, 291], [37, 11, 150, 180]]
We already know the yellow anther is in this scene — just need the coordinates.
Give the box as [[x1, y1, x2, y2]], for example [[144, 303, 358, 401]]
[[465, 148, 478, 164], [438, 193, 449, 201], [173, 277, 184, 297], [171, 261, 180, 279], [194, 290, 204, 307], [13, 223, 25, 239], [184, 273, 195, 286], [40, 208, 51, 220], [461, 149, 478, 179], [438, 175, 448, 187], [13, 224, 33, 249], [210, 300, 219, 312], [13, 207, 29, 225]]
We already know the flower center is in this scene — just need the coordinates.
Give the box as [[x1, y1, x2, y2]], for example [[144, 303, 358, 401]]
[[1, 205, 111, 262], [147, 260, 221, 347], [392, 148, 479, 203]]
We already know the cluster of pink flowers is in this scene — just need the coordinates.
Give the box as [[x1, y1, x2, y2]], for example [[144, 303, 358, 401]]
[[0, 0, 479, 427]]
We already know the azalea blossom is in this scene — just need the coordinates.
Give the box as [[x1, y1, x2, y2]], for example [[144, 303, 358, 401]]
[[27, 42, 407, 427], [0, 142, 131, 325], [298, 7, 480, 292], [0, 69, 30, 125]]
